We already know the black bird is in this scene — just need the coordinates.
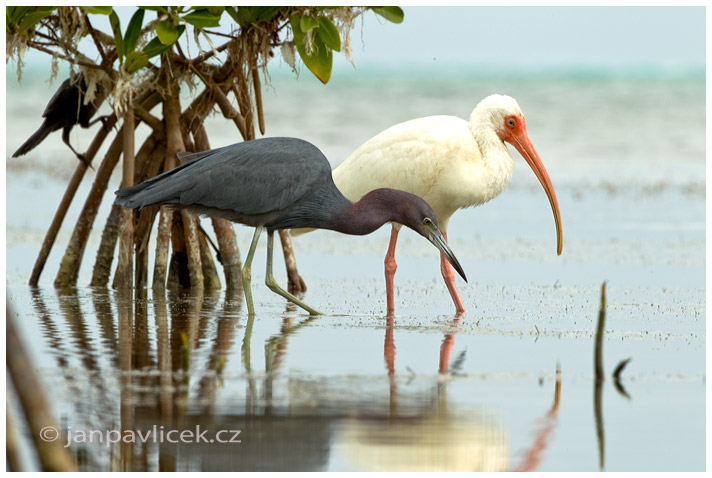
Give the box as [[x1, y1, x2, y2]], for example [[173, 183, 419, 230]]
[[115, 137, 467, 315], [13, 72, 108, 167]]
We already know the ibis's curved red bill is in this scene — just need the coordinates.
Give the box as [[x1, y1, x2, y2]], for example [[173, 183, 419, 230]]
[[507, 120, 563, 255]]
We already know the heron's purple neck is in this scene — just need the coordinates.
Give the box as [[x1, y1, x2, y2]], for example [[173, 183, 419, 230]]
[[331, 189, 412, 236]]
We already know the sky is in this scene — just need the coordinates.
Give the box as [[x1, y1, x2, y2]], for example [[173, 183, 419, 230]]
[[351, 6, 706, 69], [7, 6, 706, 78]]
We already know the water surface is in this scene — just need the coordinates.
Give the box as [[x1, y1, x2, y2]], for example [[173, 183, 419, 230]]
[[5, 68, 705, 471]]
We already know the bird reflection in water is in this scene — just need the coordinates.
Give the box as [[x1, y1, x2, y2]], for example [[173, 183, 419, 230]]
[[18, 287, 563, 471], [512, 363, 562, 472], [334, 313, 510, 472]]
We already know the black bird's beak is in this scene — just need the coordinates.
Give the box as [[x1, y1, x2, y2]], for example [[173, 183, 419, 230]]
[[423, 222, 467, 283]]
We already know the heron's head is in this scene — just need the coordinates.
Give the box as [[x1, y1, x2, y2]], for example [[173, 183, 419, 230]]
[[395, 192, 468, 283]]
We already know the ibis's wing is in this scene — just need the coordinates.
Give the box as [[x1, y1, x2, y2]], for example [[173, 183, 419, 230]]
[[116, 137, 331, 216]]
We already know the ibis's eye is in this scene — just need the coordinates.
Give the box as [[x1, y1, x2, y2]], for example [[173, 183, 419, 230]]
[[423, 217, 433, 226], [507, 119, 516, 127]]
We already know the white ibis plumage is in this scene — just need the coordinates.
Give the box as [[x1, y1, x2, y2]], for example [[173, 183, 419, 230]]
[[330, 94, 563, 314]]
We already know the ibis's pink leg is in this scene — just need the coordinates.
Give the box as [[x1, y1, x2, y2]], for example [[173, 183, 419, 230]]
[[384, 315, 396, 376], [439, 232, 466, 314], [384, 226, 399, 313], [439, 332, 455, 375], [438, 316, 462, 374]]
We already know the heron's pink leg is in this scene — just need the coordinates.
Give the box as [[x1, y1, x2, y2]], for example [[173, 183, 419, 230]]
[[440, 232, 466, 314], [384, 226, 399, 314]]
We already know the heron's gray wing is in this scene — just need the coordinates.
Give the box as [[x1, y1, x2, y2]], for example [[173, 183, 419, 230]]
[[116, 137, 331, 216], [174, 140, 282, 165]]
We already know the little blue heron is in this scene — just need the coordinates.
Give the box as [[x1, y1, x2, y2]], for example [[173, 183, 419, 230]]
[[13, 72, 107, 167], [306, 94, 563, 314], [115, 137, 467, 315]]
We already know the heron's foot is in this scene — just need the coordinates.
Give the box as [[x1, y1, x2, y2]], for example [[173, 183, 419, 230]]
[[287, 271, 307, 294], [266, 274, 321, 315]]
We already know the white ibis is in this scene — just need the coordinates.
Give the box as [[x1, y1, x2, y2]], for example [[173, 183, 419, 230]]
[[330, 94, 563, 314]]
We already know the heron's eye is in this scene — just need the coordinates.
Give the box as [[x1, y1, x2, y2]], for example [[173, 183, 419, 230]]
[[507, 119, 516, 127], [423, 217, 433, 226]]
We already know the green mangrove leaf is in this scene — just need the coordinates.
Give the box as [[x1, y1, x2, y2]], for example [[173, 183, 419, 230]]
[[291, 13, 332, 84], [372, 6, 404, 24], [156, 20, 182, 45], [290, 12, 304, 31], [206, 6, 225, 17], [143, 36, 174, 58], [109, 10, 124, 61], [124, 9, 145, 54], [16, 7, 55, 33], [300, 14, 319, 32], [225, 6, 240, 24], [183, 9, 222, 28], [8, 6, 32, 23], [125, 50, 149, 73], [232, 6, 282, 27], [316, 16, 340, 52], [81, 6, 113, 15]]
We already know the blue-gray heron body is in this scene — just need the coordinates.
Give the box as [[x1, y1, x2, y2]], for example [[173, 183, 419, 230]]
[[115, 137, 466, 315]]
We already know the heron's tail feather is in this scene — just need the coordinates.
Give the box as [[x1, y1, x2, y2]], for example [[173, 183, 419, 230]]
[[12, 122, 52, 157], [115, 158, 199, 209], [115, 177, 180, 209]]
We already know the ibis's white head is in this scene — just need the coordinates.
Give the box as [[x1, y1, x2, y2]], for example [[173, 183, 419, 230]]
[[471, 94, 524, 131], [470, 94, 563, 255]]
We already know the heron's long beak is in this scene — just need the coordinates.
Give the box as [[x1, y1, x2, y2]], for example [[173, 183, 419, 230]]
[[424, 222, 468, 282], [508, 123, 563, 255]]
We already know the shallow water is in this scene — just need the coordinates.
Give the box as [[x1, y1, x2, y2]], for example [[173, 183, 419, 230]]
[[6, 273, 705, 471], [5, 68, 705, 471]]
